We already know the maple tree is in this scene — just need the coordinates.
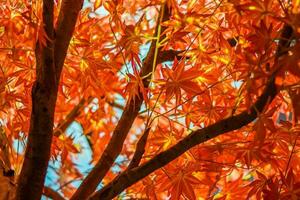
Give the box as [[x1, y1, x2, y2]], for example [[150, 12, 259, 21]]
[[0, 0, 300, 199]]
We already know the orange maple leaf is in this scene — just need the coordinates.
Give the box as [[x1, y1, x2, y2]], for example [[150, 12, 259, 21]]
[[157, 164, 202, 200], [157, 58, 202, 104], [124, 69, 148, 105], [253, 106, 277, 146]]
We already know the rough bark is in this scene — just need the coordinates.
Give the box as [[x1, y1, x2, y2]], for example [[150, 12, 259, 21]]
[[54, 0, 84, 79], [16, 1, 56, 199], [71, 5, 171, 200], [16, 0, 83, 199], [89, 25, 294, 200]]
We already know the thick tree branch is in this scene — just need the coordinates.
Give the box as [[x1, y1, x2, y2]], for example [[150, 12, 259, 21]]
[[54, 0, 84, 79], [71, 5, 171, 200], [90, 25, 294, 200], [16, 1, 56, 199], [17, 1, 83, 199], [43, 187, 65, 200]]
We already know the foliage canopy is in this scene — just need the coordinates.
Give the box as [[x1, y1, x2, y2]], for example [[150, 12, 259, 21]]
[[0, 0, 300, 199]]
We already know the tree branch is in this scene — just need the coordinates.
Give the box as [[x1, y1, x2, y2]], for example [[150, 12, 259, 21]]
[[89, 25, 294, 200], [17, 0, 84, 199], [54, 0, 84, 79], [16, 1, 56, 199], [70, 5, 171, 200], [127, 127, 151, 170], [43, 187, 65, 200]]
